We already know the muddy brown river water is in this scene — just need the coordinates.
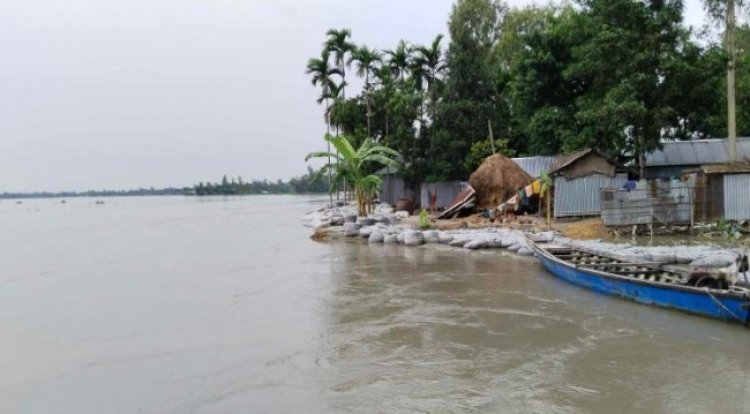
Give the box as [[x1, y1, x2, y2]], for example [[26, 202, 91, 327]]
[[1, 195, 749, 413]]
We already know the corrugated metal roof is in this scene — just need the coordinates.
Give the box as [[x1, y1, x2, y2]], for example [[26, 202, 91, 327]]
[[511, 156, 557, 178], [645, 137, 750, 166]]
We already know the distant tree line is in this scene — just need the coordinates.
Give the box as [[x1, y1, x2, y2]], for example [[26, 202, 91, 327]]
[[193, 167, 328, 196], [1, 167, 329, 199], [307, 0, 749, 186], [0, 187, 187, 199]]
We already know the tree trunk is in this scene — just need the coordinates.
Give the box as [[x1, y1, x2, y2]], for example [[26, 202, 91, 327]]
[[385, 113, 389, 139], [357, 187, 367, 217], [727, 0, 737, 163], [325, 99, 333, 208], [335, 125, 340, 203], [366, 73, 372, 138], [546, 191, 551, 229]]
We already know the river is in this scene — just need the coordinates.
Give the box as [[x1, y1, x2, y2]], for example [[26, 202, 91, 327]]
[[0, 195, 748, 413]]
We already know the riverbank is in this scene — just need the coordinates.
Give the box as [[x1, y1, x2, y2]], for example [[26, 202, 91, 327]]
[[304, 202, 747, 273]]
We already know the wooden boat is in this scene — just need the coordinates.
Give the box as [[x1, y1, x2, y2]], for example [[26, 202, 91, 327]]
[[527, 237, 750, 326]]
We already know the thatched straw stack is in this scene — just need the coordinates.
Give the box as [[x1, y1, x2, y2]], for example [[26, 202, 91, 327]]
[[469, 154, 532, 210]]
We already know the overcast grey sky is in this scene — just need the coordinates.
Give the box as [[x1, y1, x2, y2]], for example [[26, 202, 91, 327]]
[[0, 0, 708, 192]]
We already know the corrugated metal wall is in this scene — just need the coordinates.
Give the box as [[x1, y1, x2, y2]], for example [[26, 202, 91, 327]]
[[723, 174, 750, 221], [554, 173, 628, 218], [380, 173, 414, 206], [420, 181, 467, 210]]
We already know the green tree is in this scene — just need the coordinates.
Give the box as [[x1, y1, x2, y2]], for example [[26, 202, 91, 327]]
[[702, 0, 748, 161], [306, 50, 341, 206], [505, 5, 578, 155], [430, 0, 506, 180], [325, 28, 356, 100], [306, 134, 401, 216], [348, 45, 382, 137], [463, 138, 516, 172], [384, 40, 412, 82], [536, 0, 684, 174], [413, 35, 446, 106]]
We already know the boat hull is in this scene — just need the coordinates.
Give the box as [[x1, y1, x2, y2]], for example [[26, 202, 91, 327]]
[[537, 249, 750, 325]]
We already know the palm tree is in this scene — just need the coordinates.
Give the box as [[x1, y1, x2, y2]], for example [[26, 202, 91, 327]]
[[306, 134, 401, 216], [349, 45, 382, 137], [372, 66, 395, 140], [413, 34, 446, 122], [411, 35, 446, 178], [305, 50, 341, 207], [325, 28, 355, 100], [384, 40, 412, 82]]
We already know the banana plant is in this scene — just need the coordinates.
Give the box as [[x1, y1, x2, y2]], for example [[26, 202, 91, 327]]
[[306, 134, 401, 216]]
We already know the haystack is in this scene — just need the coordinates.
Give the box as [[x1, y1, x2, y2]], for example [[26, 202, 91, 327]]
[[469, 153, 532, 210]]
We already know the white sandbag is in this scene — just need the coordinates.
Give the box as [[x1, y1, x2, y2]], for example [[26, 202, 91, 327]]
[[359, 226, 376, 238], [501, 239, 516, 248], [343, 222, 361, 237], [368, 231, 385, 243], [383, 233, 399, 243], [438, 233, 453, 244], [397, 232, 406, 244], [404, 231, 424, 246], [517, 247, 534, 256], [449, 239, 466, 247], [691, 254, 738, 268], [464, 239, 487, 249], [422, 230, 440, 244]]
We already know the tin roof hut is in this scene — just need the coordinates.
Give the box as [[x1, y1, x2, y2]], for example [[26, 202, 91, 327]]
[[469, 154, 533, 210], [549, 148, 629, 218]]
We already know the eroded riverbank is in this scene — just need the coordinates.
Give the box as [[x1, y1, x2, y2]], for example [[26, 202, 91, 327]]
[[305, 202, 746, 275]]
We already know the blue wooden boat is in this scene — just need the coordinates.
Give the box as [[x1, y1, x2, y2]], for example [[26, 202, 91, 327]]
[[527, 238, 750, 326]]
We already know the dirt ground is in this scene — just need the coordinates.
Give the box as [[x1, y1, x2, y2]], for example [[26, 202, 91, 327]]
[[403, 212, 612, 241]]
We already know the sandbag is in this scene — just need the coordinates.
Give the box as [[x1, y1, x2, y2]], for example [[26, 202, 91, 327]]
[[368, 231, 385, 243], [422, 230, 440, 244], [464, 239, 487, 249], [383, 233, 399, 243], [449, 239, 466, 247], [344, 222, 361, 237], [517, 247, 534, 256], [438, 233, 453, 244], [404, 231, 424, 247]]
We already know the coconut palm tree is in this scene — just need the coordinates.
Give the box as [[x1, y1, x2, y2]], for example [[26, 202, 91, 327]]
[[325, 28, 355, 100], [384, 40, 412, 82], [348, 45, 382, 137], [305, 50, 341, 207], [306, 134, 401, 216]]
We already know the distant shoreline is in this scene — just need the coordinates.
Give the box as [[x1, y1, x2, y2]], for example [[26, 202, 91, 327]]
[[0, 191, 327, 200]]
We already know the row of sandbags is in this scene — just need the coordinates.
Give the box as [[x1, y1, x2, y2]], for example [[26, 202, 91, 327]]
[[557, 237, 742, 269], [303, 202, 401, 229], [346, 223, 548, 256]]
